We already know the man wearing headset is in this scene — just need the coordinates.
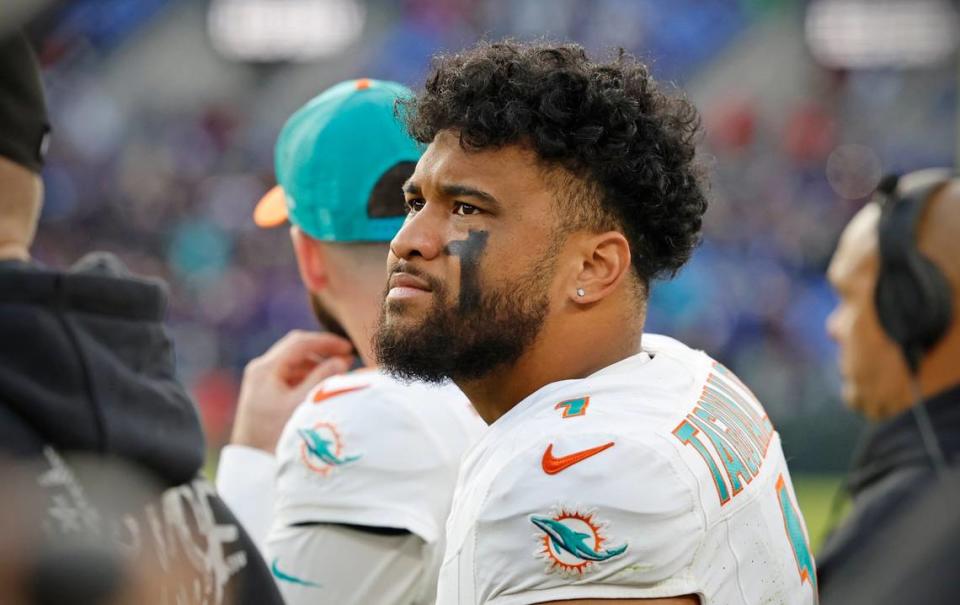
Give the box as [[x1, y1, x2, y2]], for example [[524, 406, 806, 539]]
[[820, 169, 960, 604]]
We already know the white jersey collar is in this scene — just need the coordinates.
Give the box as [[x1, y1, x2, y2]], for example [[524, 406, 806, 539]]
[[484, 348, 655, 434]]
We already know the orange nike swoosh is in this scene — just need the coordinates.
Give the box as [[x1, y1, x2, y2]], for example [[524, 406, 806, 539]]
[[541, 441, 615, 475], [312, 385, 368, 404]]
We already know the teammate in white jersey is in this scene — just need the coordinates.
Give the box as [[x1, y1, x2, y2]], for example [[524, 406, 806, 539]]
[[216, 79, 486, 605], [373, 41, 816, 604]]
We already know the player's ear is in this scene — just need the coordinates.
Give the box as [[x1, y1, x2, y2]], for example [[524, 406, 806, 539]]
[[568, 230, 632, 305], [290, 226, 330, 293]]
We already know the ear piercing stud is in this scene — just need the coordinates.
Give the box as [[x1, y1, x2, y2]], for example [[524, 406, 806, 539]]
[[576, 288, 585, 297]]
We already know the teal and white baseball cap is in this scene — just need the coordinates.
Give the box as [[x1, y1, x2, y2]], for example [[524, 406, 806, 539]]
[[253, 78, 422, 242]]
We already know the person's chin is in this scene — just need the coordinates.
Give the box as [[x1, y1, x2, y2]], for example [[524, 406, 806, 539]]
[[844, 385, 883, 420], [840, 381, 858, 407], [381, 304, 429, 334]]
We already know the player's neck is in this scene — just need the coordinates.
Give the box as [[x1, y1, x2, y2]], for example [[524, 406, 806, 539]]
[[328, 286, 383, 368], [917, 327, 960, 401], [341, 310, 379, 368], [457, 311, 644, 424]]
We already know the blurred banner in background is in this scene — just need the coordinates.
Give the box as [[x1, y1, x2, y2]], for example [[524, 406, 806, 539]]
[[6, 0, 959, 477]]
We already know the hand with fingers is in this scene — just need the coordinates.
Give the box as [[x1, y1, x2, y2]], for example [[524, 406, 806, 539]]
[[230, 330, 356, 454]]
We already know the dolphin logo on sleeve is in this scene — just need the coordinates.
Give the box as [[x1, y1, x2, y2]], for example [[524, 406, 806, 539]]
[[530, 509, 628, 575], [297, 422, 362, 475], [531, 515, 628, 561], [298, 428, 361, 466]]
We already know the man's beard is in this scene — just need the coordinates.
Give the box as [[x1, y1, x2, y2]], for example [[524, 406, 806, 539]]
[[373, 255, 553, 385]]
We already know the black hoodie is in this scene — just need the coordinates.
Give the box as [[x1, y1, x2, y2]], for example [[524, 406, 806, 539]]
[[818, 385, 960, 604], [0, 254, 282, 605]]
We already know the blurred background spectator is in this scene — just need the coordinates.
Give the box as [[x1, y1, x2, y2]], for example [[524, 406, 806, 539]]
[[8, 0, 958, 532]]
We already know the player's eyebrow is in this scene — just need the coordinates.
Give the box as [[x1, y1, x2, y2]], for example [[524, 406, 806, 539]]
[[439, 184, 501, 209], [402, 181, 502, 210]]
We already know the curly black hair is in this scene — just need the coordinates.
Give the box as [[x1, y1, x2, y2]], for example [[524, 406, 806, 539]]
[[401, 40, 708, 287]]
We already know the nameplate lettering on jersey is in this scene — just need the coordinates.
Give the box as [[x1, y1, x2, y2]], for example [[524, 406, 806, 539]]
[[671, 363, 775, 506]]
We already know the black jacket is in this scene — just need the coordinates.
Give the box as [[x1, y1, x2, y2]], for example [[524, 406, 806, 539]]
[[0, 255, 282, 605], [818, 385, 960, 604]]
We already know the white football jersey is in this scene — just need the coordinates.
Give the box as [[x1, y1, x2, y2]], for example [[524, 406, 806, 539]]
[[438, 334, 817, 605], [271, 369, 487, 602]]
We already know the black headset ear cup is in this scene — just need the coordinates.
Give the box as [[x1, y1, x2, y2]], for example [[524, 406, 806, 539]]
[[875, 178, 954, 372], [875, 254, 953, 372]]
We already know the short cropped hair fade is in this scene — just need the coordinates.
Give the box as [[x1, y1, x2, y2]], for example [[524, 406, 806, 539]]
[[400, 40, 708, 287]]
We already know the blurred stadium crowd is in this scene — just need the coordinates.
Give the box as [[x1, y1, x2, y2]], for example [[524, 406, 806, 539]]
[[26, 0, 957, 465]]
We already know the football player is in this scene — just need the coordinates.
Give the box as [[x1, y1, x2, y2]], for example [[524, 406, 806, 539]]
[[216, 79, 486, 605], [374, 41, 817, 604]]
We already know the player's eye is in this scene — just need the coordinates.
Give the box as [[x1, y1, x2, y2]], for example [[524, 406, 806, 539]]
[[453, 202, 481, 216], [405, 198, 425, 214]]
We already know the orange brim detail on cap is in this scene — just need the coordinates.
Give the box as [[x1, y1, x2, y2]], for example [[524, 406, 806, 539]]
[[253, 185, 289, 228]]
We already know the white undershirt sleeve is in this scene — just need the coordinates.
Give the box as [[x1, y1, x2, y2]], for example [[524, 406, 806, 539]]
[[215, 444, 277, 551], [266, 523, 429, 605]]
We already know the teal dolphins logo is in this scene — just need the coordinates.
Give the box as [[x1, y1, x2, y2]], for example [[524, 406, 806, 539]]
[[531, 510, 627, 575], [271, 558, 321, 588], [298, 422, 361, 475]]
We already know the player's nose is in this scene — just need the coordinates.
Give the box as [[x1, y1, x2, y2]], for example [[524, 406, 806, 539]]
[[390, 205, 444, 261]]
